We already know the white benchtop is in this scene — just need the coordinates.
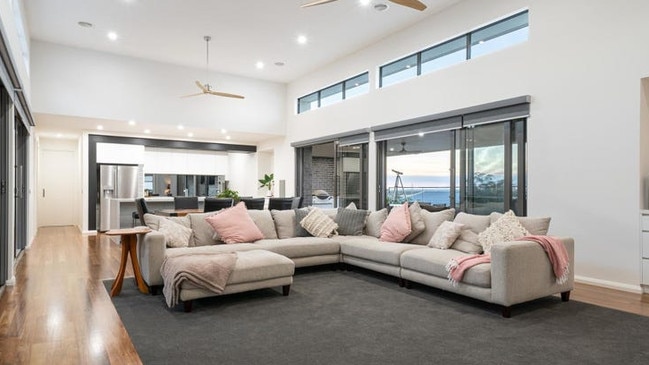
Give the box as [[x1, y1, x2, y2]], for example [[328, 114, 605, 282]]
[[111, 197, 207, 203]]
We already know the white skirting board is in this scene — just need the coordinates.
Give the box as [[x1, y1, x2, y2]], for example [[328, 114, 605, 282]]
[[575, 275, 643, 294]]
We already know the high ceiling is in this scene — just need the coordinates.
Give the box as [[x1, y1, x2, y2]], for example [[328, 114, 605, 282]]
[[24, 0, 459, 83]]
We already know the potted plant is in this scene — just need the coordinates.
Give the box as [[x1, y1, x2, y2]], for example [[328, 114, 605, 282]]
[[217, 188, 240, 201], [258, 173, 275, 197]]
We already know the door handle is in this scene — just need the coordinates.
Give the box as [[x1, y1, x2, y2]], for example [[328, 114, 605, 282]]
[[42, 189, 45, 198]]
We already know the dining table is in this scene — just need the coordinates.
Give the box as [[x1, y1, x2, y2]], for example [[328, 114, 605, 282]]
[[155, 208, 203, 217]]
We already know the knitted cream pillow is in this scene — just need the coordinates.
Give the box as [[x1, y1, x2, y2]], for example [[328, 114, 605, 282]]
[[300, 207, 339, 238], [158, 218, 192, 248], [478, 210, 530, 253], [427, 221, 465, 249]]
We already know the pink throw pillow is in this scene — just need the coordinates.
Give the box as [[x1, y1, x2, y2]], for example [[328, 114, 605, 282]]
[[205, 202, 264, 244], [380, 202, 412, 242]]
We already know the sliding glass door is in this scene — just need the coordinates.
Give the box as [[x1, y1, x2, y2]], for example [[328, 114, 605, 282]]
[[295, 139, 369, 209], [379, 119, 526, 215]]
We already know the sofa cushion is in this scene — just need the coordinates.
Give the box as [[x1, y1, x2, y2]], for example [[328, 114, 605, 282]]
[[451, 229, 483, 254], [336, 207, 368, 236], [478, 210, 530, 253], [255, 237, 340, 258], [271, 209, 296, 239], [205, 202, 264, 244], [380, 202, 411, 242], [143, 213, 190, 231], [400, 248, 491, 288], [157, 218, 192, 248], [166, 243, 258, 258], [365, 208, 388, 238], [427, 221, 464, 249], [340, 236, 421, 266], [300, 207, 338, 238], [489, 212, 551, 235], [404, 201, 426, 243], [453, 212, 491, 233], [247, 209, 278, 239], [294, 208, 311, 237], [410, 208, 455, 245], [188, 211, 222, 246]]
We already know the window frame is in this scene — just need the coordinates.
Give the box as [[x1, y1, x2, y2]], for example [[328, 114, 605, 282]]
[[297, 72, 369, 114]]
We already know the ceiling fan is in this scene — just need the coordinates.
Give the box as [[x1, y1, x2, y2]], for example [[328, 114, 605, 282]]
[[181, 36, 245, 100], [397, 141, 422, 154], [302, 0, 427, 11]]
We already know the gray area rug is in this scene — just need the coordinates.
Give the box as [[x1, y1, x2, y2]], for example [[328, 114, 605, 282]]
[[107, 267, 649, 365]]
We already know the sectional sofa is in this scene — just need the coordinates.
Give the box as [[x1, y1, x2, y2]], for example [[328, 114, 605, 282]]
[[137, 206, 574, 317]]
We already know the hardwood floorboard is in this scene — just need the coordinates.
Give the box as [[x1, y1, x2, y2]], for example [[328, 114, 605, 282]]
[[0, 226, 648, 364]]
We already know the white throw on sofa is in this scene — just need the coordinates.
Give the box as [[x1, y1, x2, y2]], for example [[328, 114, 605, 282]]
[[137, 203, 574, 317]]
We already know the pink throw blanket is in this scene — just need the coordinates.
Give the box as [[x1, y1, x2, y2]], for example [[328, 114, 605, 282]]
[[445, 235, 570, 287]]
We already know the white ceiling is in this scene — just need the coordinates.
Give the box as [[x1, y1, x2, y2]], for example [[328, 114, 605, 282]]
[[24, 0, 459, 84]]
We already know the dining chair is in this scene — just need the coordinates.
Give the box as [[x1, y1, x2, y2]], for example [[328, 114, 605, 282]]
[[174, 196, 199, 210], [134, 198, 151, 226], [268, 197, 295, 210], [240, 197, 265, 210], [204, 197, 234, 212]]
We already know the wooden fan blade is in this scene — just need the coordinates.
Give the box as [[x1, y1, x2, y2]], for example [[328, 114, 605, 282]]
[[389, 0, 427, 11], [208, 90, 245, 99], [301, 0, 338, 8], [195, 80, 208, 92], [180, 92, 205, 98]]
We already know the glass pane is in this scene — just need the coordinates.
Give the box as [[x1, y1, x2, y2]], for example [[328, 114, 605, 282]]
[[421, 36, 467, 75], [337, 143, 366, 208], [380, 54, 418, 87], [467, 123, 505, 214], [310, 142, 336, 208], [344, 73, 369, 99], [471, 11, 529, 58], [320, 83, 343, 107], [385, 132, 453, 207], [298, 92, 319, 114]]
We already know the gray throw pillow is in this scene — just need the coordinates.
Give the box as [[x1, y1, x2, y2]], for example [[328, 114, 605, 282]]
[[294, 208, 311, 237], [336, 207, 368, 236], [365, 208, 388, 238]]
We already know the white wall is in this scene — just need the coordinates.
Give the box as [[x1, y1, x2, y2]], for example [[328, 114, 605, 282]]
[[30, 41, 286, 136], [284, 0, 649, 290], [227, 152, 258, 197]]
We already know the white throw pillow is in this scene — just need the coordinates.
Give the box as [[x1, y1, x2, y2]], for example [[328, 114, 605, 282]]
[[427, 221, 465, 249], [478, 210, 530, 253], [300, 207, 339, 238], [158, 218, 192, 248]]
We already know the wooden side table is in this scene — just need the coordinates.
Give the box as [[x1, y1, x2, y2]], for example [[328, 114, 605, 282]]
[[105, 227, 152, 296]]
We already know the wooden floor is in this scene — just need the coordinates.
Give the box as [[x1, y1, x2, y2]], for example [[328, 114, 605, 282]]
[[1, 226, 649, 364]]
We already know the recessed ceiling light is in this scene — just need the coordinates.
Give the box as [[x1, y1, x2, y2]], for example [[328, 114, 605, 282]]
[[78, 21, 93, 28], [225, 136, 231, 140], [177, 125, 184, 130], [255, 61, 265, 69], [274, 61, 286, 67], [97, 125, 104, 130], [297, 35, 308, 45], [144, 129, 151, 134], [187, 132, 194, 137], [374, 3, 388, 11], [221, 128, 227, 134], [56, 133, 63, 138], [128, 119, 136, 126], [359, 0, 371, 6], [389, 147, 395, 152], [107, 31, 118, 41]]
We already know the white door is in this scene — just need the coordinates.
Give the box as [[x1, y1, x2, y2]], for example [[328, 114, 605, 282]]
[[38, 148, 78, 227]]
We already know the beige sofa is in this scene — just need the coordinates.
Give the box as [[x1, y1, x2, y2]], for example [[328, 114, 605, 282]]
[[137, 208, 574, 317]]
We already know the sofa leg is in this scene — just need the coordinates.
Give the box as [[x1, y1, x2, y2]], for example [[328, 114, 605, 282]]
[[184, 300, 193, 313], [398, 278, 405, 287], [561, 291, 571, 302], [149, 285, 160, 296], [338, 263, 347, 271], [282, 285, 291, 296], [404, 280, 412, 289], [501, 306, 511, 318]]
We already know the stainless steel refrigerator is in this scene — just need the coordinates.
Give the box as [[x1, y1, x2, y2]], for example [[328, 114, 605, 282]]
[[98, 164, 140, 231]]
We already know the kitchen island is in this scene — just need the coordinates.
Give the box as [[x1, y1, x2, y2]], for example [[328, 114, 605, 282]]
[[106, 197, 206, 230]]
